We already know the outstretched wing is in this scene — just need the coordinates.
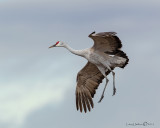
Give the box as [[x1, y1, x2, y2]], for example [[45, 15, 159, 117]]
[[89, 31, 122, 53], [76, 62, 104, 113]]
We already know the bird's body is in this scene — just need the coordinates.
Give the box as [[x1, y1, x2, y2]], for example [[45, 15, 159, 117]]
[[86, 49, 126, 68], [49, 31, 129, 113]]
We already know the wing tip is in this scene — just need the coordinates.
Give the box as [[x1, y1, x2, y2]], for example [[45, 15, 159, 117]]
[[88, 31, 96, 37], [76, 87, 95, 113]]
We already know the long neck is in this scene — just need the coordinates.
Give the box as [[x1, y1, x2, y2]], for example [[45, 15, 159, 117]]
[[64, 44, 86, 57]]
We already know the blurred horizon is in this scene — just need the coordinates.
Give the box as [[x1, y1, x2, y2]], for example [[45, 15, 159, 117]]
[[0, 0, 160, 128]]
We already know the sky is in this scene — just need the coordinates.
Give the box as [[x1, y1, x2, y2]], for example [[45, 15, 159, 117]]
[[0, 0, 160, 128]]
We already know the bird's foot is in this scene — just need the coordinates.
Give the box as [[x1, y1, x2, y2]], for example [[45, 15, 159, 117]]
[[98, 95, 104, 103], [112, 87, 116, 96]]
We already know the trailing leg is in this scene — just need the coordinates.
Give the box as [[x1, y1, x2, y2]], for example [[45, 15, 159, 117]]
[[98, 77, 109, 103], [112, 71, 116, 96], [105, 65, 116, 96]]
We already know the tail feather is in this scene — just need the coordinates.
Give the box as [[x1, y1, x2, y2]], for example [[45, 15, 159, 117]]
[[115, 50, 129, 68]]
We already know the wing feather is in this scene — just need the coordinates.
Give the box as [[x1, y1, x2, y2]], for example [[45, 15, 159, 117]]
[[83, 90, 91, 111], [81, 91, 87, 113], [89, 31, 122, 52], [76, 62, 104, 112], [78, 91, 83, 112]]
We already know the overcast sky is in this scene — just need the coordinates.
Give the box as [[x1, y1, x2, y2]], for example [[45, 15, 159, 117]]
[[0, 0, 160, 128]]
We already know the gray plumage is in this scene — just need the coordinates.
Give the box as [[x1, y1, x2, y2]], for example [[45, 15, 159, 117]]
[[49, 31, 129, 113]]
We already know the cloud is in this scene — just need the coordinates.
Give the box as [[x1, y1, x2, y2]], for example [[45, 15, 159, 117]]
[[0, 56, 74, 126], [0, 76, 72, 125]]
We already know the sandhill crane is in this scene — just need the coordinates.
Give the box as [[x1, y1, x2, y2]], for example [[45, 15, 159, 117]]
[[49, 31, 129, 113]]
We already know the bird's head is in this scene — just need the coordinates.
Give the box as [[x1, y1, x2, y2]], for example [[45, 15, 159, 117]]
[[49, 41, 65, 48]]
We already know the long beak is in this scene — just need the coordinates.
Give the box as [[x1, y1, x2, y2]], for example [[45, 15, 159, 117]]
[[49, 44, 56, 48]]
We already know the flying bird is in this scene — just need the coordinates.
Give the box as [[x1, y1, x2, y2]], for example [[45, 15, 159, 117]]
[[49, 31, 129, 113]]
